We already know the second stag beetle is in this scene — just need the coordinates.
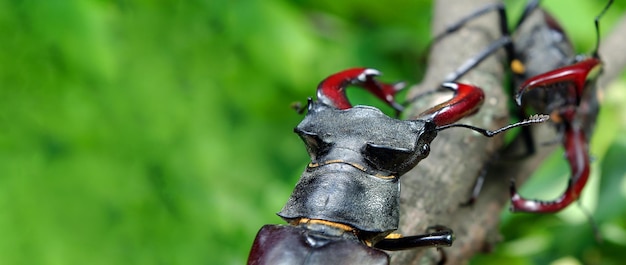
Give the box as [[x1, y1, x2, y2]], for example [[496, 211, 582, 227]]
[[430, 0, 613, 213], [248, 68, 547, 264]]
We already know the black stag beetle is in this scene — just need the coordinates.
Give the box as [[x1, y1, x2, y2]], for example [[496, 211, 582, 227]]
[[248, 68, 547, 265], [428, 0, 613, 213]]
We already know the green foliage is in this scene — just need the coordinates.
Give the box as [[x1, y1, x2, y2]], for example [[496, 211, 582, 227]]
[[0, 0, 624, 264]]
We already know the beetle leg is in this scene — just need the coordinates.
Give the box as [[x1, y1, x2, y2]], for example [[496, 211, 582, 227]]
[[373, 227, 453, 251], [460, 154, 495, 207], [427, 2, 515, 72], [423, 0, 544, 84], [316, 67, 405, 112], [510, 124, 590, 213], [443, 36, 513, 83]]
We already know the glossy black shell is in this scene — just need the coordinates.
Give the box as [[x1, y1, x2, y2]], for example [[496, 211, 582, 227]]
[[249, 225, 388, 265]]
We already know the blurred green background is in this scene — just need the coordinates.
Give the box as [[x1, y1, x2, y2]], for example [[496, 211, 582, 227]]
[[1, 0, 625, 264]]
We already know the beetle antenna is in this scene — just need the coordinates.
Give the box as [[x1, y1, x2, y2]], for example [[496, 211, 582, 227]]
[[592, 0, 613, 58], [435, 114, 549, 137], [576, 199, 603, 244]]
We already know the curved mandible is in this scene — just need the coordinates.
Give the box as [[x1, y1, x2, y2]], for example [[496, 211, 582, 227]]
[[316, 68, 405, 112], [414, 82, 485, 126], [415, 82, 548, 137], [510, 126, 590, 213], [515, 58, 602, 106]]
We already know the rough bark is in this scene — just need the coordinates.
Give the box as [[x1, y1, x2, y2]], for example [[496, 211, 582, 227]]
[[389, 1, 626, 264], [599, 15, 626, 88]]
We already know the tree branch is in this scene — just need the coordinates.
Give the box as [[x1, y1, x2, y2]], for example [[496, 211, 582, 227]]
[[599, 15, 626, 88], [390, 1, 626, 264]]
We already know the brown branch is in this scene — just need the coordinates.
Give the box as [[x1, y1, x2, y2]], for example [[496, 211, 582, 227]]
[[599, 15, 626, 88], [390, 1, 626, 265]]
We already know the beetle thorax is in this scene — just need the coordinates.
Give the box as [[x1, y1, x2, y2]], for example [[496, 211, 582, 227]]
[[279, 102, 436, 235]]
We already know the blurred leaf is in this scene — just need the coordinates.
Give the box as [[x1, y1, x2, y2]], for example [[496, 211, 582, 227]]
[[0, 0, 624, 264]]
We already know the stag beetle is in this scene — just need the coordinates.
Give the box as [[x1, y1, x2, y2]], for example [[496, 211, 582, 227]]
[[427, 0, 612, 213], [248, 68, 547, 265]]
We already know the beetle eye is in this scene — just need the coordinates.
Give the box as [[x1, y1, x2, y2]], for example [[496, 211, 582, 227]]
[[421, 144, 430, 156], [294, 128, 331, 161], [363, 143, 412, 172]]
